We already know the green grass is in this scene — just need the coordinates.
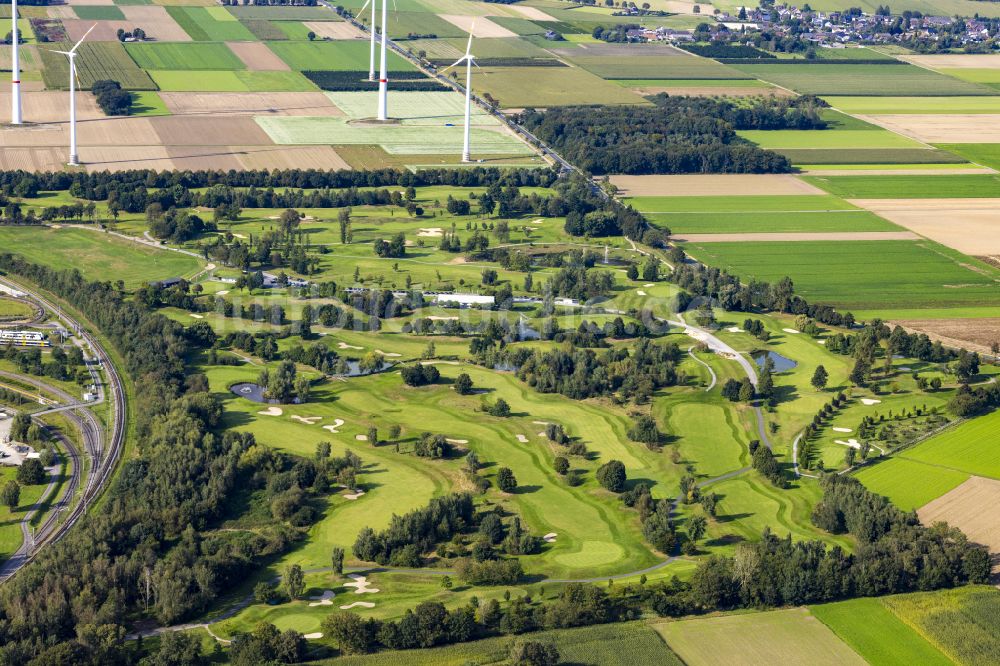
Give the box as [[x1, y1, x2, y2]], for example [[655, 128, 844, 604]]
[[268, 40, 416, 72], [474, 66, 647, 107], [572, 55, 750, 80], [938, 67, 1000, 84], [732, 63, 995, 96], [488, 15, 548, 35], [125, 42, 245, 71], [240, 18, 288, 41], [810, 597, 954, 666], [740, 129, 924, 150], [853, 457, 969, 511], [227, 5, 338, 19], [668, 401, 746, 478], [682, 239, 1000, 311], [72, 5, 125, 19], [39, 41, 156, 90], [0, 227, 203, 288], [647, 210, 901, 234], [882, 586, 1000, 665], [826, 95, 1000, 114], [0, 467, 47, 563], [779, 149, 968, 165], [167, 6, 256, 41], [900, 410, 1000, 480], [936, 143, 1000, 170], [384, 12, 467, 39], [614, 78, 768, 87], [129, 91, 170, 116], [0, 297, 34, 318], [276, 20, 314, 40], [805, 173, 1000, 198], [149, 70, 316, 92]]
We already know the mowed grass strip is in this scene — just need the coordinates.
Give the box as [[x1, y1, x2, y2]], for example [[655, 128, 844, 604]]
[[40, 41, 155, 90], [647, 210, 901, 234], [654, 608, 866, 666], [778, 148, 967, 165], [733, 63, 996, 95], [625, 194, 859, 213], [739, 129, 924, 150], [806, 173, 1000, 198], [0, 227, 202, 287], [936, 143, 1000, 170], [826, 95, 1000, 114], [681, 239, 1000, 310], [126, 42, 246, 70], [853, 456, 969, 511], [901, 410, 1000, 479], [810, 598, 954, 666], [268, 40, 416, 72]]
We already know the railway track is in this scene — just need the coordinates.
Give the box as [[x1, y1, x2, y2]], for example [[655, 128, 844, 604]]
[[0, 278, 126, 581]]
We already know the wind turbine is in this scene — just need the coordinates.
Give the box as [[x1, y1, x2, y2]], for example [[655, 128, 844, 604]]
[[441, 26, 477, 163], [10, 0, 21, 124], [49, 23, 96, 166], [376, 0, 389, 120], [358, 0, 377, 81]]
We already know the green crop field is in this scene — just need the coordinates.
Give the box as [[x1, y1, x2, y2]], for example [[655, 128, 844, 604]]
[[826, 95, 1000, 114], [151, 69, 316, 92], [385, 12, 467, 39], [655, 608, 865, 666], [739, 129, 924, 150], [40, 41, 156, 90], [240, 18, 288, 41], [811, 597, 954, 666], [647, 210, 900, 234], [572, 54, 751, 79], [682, 240, 1000, 310], [778, 148, 967, 165], [806, 173, 1000, 198], [72, 5, 125, 19], [125, 42, 246, 70], [882, 586, 1000, 665], [167, 6, 256, 41], [0, 227, 203, 287], [227, 5, 339, 19], [488, 15, 548, 35], [899, 411, 1000, 479], [854, 457, 969, 511], [474, 66, 647, 107], [268, 40, 417, 72], [129, 90, 170, 116], [732, 63, 995, 95], [936, 143, 1000, 170]]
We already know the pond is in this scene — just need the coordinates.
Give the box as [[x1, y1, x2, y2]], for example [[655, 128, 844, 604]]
[[229, 383, 278, 404], [752, 350, 797, 373], [332, 359, 394, 377]]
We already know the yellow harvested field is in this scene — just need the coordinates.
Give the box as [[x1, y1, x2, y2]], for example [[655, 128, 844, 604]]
[[0, 91, 103, 122], [80, 117, 161, 145], [856, 113, 1000, 143], [229, 145, 350, 170], [151, 116, 273, 146], [849, 198, 1000, 255], [121, 5, 192, 41], [47, 6, 77, 18], [0, 147, 70, 171], [62, 19, 190, 43], [918, 476, 1000, 574], [439, 14, 516, 38], [227, 42, 290, 71], [303, 21, 365, 40], [903, 54, 1000, 69], [508, 5, 557, 20], [609, 174, 825, 196], [655, 608, 866, 666], [64, 0, 114, 6], [675, 231, 919, 243], [894, 318, 1000, 355], [160, 92, 341, 116]]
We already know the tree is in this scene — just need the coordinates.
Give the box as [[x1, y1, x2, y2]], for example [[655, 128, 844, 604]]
[[596, 460, 626, 493], [811, 365, 828, 391], [626, 264, 639, 280], [284, 564, 305, 600], [738, 378, 755, 402], [367, 425, 378, 446], [849, 358, 870, 387], [688, 515, 707, 542], [1, 480, 19, 509], [627, 415, 660, 447], [321, 612, 376, 655], [488, 398, 510, 417], [17, 458, 46, 485], [440, 575, 453, 590], [149, 630, 204, 666], [307, 30, 316, 40], [454, 373, 473, 395], [332, 547, 345, 576], [497, 467, 517, 493], [510, 640, 560, 666], [553, 456, 569, 475]]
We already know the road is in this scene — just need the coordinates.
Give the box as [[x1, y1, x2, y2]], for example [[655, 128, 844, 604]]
[[0, 277, 126, 582]]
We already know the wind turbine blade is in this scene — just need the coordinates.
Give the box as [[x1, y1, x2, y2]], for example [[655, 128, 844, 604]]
[[466, 22, 475, 56], [359, 0, 371, 14], [439, 55, 466, 74], [70, 23, 97, 53]]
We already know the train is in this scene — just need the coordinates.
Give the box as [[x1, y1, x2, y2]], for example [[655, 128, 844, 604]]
[[0, 329, 49, 347]]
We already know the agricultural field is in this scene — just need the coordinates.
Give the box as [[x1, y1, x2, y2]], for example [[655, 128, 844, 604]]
[[899, 410, 1000, 479], [125, 42, 247, 70], [806, 173, 1000, 198], [854, 456, 970, 511], [733, 62, 996, 95], [268, 40, 417, 72], [166, 6, 257, 41], [826, 96, 1000, 114], [472, 65, 647, 108], [39, 41, 156, 90]]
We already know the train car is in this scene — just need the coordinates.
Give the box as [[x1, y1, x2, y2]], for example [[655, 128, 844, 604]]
[[0, 329, 49, 347]]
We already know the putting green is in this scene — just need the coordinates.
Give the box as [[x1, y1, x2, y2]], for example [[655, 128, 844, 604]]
[[553, 540, 626, 568]]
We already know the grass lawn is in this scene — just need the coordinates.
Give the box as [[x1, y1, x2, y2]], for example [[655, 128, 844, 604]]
[[810, 597, 954, 666], [739, 129, 924, 150], [645, 210, 899, 234], [227, 5, 340, 19], [129, 91, 170, 116], [899, 410, 1000, 480], [268, 40, 416, 72], [825, 95, 1000, 114], [853, 456, 969, 511], [654, 607, 865, 666], [936, 143, 1000, 170], [732, 63, 995, 95], [126, 42, 245, 70], [805, 173, 1000, 198], [167, 6, 256, 41], [0, 227, 203, 288], [682, 239, 1000, 311], [0, 467, 48, 564], [0, 297, 34, 318]]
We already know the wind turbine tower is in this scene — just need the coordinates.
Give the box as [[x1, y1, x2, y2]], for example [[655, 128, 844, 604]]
[[358, 0, 376, 81], [376, 0, 388, 120], [10, 0, 22, 124], [442, 28, 477, 162], [50, 24, 96, 166]]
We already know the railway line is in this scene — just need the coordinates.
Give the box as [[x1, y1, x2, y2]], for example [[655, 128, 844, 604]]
[[0, 277, 125, 582]]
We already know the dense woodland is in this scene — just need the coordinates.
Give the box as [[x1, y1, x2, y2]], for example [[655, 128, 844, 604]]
[[516, 99, 812, 175]]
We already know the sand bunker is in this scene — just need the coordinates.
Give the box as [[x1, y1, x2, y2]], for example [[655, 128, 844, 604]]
[[308, 590, 336, 607], [782, 328, 800, 334], [422, 360, 459, 365], [217, 290, 230, 295], [258, 407, 283, 416], [189, 313, 204, 319], [304, 633, 323, 640], [446, 438, 469, 444], [644, 283, 655, 287], [323, 419, 346, 433], [374, 349, 401, 357], [832, 427, 853, 433], [339, 601, 375, 610], [861, 398, 882, 406], [532, 421, 552, 425], [345, 574, 380, 594], [516, 434, 529, 443], [344, 489, 366, 500], [337, 342, 363, 350], [636, 290, 647, 296], [817, 340, 826, 345], [355, 434, 368, 441], [726, 326, 742, 333], [531, 218, 544, 224], [427, 316, 458, 321], [291, 415, 322, 425], [543, 532, 557, 543], [417, 227, 443, 237], [836, 438, 862, 449]]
